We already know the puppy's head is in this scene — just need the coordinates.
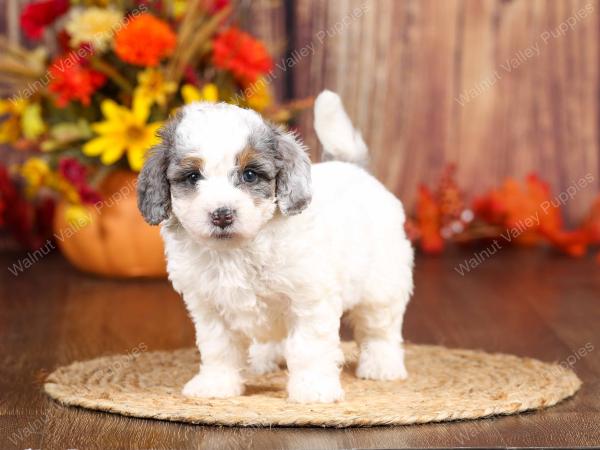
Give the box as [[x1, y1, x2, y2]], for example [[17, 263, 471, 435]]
[[137, 103, 312, 243]]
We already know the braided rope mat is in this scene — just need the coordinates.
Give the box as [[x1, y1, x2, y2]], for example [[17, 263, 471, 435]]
[[44, 342, 581, 427]]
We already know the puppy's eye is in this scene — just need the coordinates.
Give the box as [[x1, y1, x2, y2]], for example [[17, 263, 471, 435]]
[[187, 172, 202, 183], [242, 169, 258, 183]]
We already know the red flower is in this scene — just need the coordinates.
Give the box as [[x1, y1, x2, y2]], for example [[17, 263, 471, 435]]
[[0, 165, 13, 227], [183, 66, 201, 86], [208, 0, 230, 13], [56, 29, 72, 53], [48, 54, 106, 107], [78, 185, 102, 205], [58, 157, 88, 186], [20, 0, 69, 40], [212, 27, 273, 85], [0, 164, 55, 250], [58, 158, 102, 205]]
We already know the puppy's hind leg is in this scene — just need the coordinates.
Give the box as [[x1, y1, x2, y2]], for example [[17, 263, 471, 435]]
[[351, 302, 408, 381], [248, 340, 285, 375]]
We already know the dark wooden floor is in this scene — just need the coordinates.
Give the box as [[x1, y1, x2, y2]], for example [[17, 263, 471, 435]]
[[0, 248, 599, 449]]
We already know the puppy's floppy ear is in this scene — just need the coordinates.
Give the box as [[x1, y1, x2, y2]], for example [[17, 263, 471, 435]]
[[137, 143, 170, 224], [273, 128, 312, 215], [137, 116, 179, 225]]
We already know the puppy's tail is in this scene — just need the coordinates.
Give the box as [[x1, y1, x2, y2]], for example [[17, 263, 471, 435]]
[[314, 90, 369, 166]]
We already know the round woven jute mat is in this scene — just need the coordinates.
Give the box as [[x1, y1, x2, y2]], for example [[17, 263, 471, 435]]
[[44, 342, 581, 427]]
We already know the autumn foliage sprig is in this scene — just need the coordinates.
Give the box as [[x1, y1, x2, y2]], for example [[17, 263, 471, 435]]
[[407, 165, 600, 262]]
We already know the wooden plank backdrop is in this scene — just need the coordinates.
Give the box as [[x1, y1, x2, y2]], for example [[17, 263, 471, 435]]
[[3, 0, 600, 222], [249, 0, 600, 223]]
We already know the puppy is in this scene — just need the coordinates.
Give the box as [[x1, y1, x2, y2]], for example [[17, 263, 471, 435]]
[[137, 91, 414, 403]]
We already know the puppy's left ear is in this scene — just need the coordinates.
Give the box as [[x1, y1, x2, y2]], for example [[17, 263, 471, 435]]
[[274, 129, 312, 215]]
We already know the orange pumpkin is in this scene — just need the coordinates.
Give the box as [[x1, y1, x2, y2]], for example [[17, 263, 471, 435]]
[[53, 171, 167, 278]]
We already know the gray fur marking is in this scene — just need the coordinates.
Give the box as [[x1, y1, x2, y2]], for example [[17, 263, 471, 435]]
[[137, 112, 182, 225], [233, 126, 278, 201], [271, 127, 312, 215], [241, 124, 312, 214]]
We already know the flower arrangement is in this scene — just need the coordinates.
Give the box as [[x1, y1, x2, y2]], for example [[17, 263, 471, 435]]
[[0, 0, 308, 249]]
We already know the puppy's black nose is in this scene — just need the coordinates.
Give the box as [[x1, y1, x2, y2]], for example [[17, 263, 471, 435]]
[[211, 207, 234, 228]]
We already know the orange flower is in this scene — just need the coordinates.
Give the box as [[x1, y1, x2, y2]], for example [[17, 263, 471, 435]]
[[415, 185, 444, 254], [212, 27, 273, 85], [114, 14, 176, 66], [473, 176, 545, 246], [473, 174, 589, 256]]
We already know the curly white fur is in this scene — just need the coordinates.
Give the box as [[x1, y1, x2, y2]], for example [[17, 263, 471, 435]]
[[154, 91, 414, 403]]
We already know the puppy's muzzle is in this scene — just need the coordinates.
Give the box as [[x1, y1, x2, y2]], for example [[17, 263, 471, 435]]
[[211, 207, 235, 229]]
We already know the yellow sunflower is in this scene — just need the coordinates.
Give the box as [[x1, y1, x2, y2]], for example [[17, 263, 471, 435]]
[[21, 102, 46, 139], [20, 157, 80, 201], [135, 68, 177, 107], [172, 0, 187, 18], [181, 83, 219, 104], [20, 157, 50, 197], [244, 77, 272, 112], [0, 98, 45, 143], [0, 99, 24, 143], [83, 95, 162, 171]]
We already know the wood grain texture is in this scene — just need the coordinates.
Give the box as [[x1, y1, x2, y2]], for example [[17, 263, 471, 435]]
[[1, 250, 599, 449], [288, 0, 600, 223], [243, 0, 289, 100]]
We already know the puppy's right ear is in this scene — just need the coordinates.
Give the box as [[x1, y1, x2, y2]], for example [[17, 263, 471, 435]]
[[137, 114, 182, 225], [137, 140, 171, 225]]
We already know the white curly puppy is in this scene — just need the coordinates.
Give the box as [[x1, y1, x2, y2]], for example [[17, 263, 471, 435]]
[[137, 91, 414, 403]]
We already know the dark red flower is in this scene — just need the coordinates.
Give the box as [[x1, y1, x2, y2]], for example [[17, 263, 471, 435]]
[[20, 0, 70, 40], [183, 66, 201, 86], [0, 166, 13, 227], [57, 158, 102, 205], [58, 158, 88, 186], [0, 164, 55, 250], [77, 185, 102, 205], [56, 29, 72, 53]]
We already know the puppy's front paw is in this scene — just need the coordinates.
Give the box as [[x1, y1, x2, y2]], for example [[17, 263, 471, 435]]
[[287, 372, 345, 403], [182, 371, 244, 399], [356, 341, 408, 381]]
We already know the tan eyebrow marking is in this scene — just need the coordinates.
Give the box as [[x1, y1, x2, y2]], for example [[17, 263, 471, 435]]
[[179, 156, 204, 172], [236, 147, 259, 169]]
